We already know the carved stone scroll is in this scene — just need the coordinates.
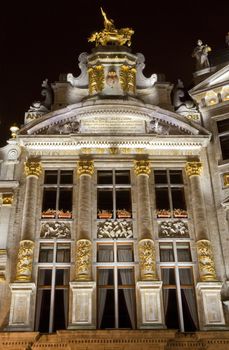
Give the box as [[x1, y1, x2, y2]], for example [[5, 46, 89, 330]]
[[196, 239, 217, 281], [139, 239, 157, 281], [15, 240, 34, 282], [97, 220, 133, 239], [75, 239, 92, 281]]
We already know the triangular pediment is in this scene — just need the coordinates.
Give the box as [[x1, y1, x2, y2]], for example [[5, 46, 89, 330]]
[[19, 100, 209, 137], [189, 64, 229, 95]]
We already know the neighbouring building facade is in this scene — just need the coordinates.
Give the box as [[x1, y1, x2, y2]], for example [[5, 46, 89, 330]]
[[0, 11, 229, 350]]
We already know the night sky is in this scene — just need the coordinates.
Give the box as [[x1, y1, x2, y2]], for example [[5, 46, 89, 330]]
[[1, 0, 229, 146]]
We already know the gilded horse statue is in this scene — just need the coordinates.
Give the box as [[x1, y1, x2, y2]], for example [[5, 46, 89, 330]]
[[88, 8, 134, 47]]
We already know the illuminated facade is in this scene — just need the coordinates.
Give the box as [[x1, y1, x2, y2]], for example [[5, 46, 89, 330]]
[[0, 12, 229, 350]]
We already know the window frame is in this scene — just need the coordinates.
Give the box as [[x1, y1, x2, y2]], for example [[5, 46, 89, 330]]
[[216, 117, 229, 161]]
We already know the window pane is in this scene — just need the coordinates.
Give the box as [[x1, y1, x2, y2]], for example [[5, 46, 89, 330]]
[[220, 135, 229, 160], [53, 289, 68, 331], [171, 188, 186, 210], [42, 189, 57, 212], [115, 170, 130, 184], [160, 243, 174, 262], [97, 170, 113, 185], [56, 244, 71, 262], [155, 188, 170, 210], [116, 189, 132, 217], [99, 289, 115, 329], [118, 289, 134, 328], [97, 245, 114, 262], [179, 268, 193, 285], [164, 289, 179, 329], [44, 170, 58, 184], [181, 289, 197, 331], [58, 188, 72, 212], [170, 170, 183, 184], [38, 269, 52, 285], [39, 244, 54, 263], [154, 170, 167, 184], [98, 269, 114, 286], [117, 245, 134, 262], [60, 170, 73, 184], [177, 243, 191, 262], [161, 268, 176, 285], [55, 269, 70, 286], [37, 290, 51, 332], [217, 119, 229, 133], [97, 189, 113, 217], [118, 268, 134, 285]]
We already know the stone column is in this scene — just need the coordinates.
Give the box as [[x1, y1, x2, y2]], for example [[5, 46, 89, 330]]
[[15, 160, 42, 282], [8, 160, 42, 331], [134, 160, 165, 329], [69, 160, 96, 329], [0, 193, 14, 281], [185, 161, 226, 330]]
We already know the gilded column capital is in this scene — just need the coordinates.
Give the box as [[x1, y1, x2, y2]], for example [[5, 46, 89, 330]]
[[139, 239, 157, 281], [2, 193, 13, 206], [15, 240, 34, 282], [185, 161, 203, 177], [196, 239, 217, 282], [134, 160, 151, 176], [24, 160, 42, 177], [75, 239, 92, 281], [88, 65, 105, 95], [77, 160, 94, 176]]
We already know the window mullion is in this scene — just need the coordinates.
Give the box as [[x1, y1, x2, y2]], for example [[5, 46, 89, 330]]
[[167, 170, 173, 213], [56, 171, 60, 214], [49, 241, 57, 333], [113, 170, 116, 219]]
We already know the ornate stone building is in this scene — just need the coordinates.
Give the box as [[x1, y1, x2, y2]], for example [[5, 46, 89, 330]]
[[0, 11, 229, 350]]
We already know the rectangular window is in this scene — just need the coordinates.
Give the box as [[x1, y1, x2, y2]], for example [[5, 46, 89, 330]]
[[217, 119, 229, 161], [154, 170, 187, 218], [97, 170, 132, 219], [42, 170, 73, 219], [97, 243, 135, 329], [36, 241, 71, 333], [159, 241, 198, 332]]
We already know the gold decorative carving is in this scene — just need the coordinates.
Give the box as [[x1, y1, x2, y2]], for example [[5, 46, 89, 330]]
[[120, 65, 136, 94], [196, 239, 217, 281], [24, 160, 42, 177], [77, 160, 94, 176], [134, 160, 151, 176], [15, 240, 34, 281], [88, 65, 104, 95], [185, 161, 203, 177], [223, 173, 229, 187], [109, 147, 119, 155], [2, 193, 13, 206], [139, 239, 157, 281], [88, 8, 134, 47], [75, 239, 92, 281]]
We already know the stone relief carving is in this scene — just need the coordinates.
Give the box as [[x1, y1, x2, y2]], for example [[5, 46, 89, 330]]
[[40, 222, 71, 239], [45, 120, 80, 135], [159, 221, 189, 238], [76, 239, 92, 280], [148, 119, 170, 135], [196, 240, 217, 282], [139, 239, 157, 281], [97, 220, 133, 239], [41, 79, 53, 110], [7, 148, 19, 161], [15, 240, 34, 281]]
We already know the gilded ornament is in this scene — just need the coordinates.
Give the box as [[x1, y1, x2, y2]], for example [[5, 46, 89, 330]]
[[120, 65, 136, 94], [15, 240, 34, 282], [88, 8, 134, 47], [77, 160, 94, 176], [139, 239, 157, 280], [106, 70, 119, 87], [2, 193, 13, 206], [223, 173, 229, 187], [196, 239, 217, 281], [75, 239, 92, 281], [134, 160, 151, 176], [109, 147, 119, 155], [88, 65, 105, 95], [24, 160, 42, 177], [185, 161, 203, 177]]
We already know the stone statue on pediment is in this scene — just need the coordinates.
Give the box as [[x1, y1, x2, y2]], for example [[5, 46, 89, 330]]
[[192, 39, 211, 70]]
